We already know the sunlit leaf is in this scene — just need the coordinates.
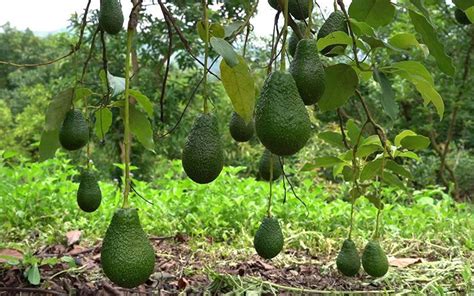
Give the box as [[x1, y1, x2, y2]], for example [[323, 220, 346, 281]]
[[129, 105, 154, 151], [349, 0, 395, 28], [129, 89, 154, 118], [94, 108, 113, 140]]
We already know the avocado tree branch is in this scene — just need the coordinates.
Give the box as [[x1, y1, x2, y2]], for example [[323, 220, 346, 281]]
[[159, 12, 174, 122], [337, 0, 360, 68]]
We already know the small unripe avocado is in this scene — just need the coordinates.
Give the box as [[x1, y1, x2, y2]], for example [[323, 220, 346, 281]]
[[253, 216, 284, 259], [77, 170, 102, 213], [101, 208, 155, 288], [229, 112, 254, 142], [289, 0, 312, 20], [182, 113, 224, 184], [317, 11, 348, 56], [258, 149, 282, 181], [255, 71, 311, 156], [336, 239, 361, 276], [362, 240, 389, 277], [455, 8, 472, 25], [59, 109, 89, 151], [99, 0, 125, 35], [290, 39, 326, 105]]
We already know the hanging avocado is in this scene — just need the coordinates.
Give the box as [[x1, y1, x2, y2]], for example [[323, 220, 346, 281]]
[[99, 0, 125, 35], [59, 109, 89, 151], [229, 112, 254, 142]]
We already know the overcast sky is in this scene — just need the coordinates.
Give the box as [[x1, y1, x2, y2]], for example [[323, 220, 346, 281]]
[[0, 0, 335, 37]]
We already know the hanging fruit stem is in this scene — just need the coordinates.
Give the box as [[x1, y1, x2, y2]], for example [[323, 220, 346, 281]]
[[202, 0, 209, 113], [280, 0, 289, 72], [122, 29, 134, 209], [306, 0, 313, 38], [373, 155, 386, 240], [267, 153, 274, 218]]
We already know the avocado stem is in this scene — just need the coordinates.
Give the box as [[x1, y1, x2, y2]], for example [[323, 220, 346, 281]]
[[267, 153, 274, 218], [202, 0, 209, 114], [280, 0, 289, 72], [306, 0, 313, 39]]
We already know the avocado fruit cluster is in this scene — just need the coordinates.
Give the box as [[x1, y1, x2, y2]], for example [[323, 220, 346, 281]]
[[362, 240, 389, 277], [258, 149, 282, 181], [254, 216, 284, 259], [182, 113, 224, 184], [99, 0, 124, 35], [59, 109, 89, 151], [336, 239, 361, 276], [229, 112, 254, 142], [101, 208, 155, 288], [77, 170, 102, 213], [255, 71, 311, 156], [317, 11, 348, 56], [290, 39, 325, 105], [268, 0, 312, 20], [455, 8, 472, 25]]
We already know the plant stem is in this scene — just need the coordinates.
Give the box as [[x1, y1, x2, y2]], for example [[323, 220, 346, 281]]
[[306, 0, 313, 38], [202, 0, 209, 113], [267, 153, 274, 218], [280, 0, 289, 72], [122, 29, 134, 209], [348, 201, 354, 240]]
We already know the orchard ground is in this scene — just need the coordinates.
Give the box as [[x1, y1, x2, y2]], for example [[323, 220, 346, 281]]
[[0, 157, 473, 294]]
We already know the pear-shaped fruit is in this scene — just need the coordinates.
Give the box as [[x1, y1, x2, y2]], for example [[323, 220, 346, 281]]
[[455, 8, 472, 25], [101, 208, 155, 288], [289, 0, 312, 20], [290, 39, 326, 105], [182, 113, 224, 184], [255, 71, 311, 156], [253, 216, 284, 259], [317, 11, 348, 56], [77, 170, 102, 212], [59, 109, 89, 151], [229, 112, 254, 142], [258, 149, 282, 181], [362, 240, 389, 277], [99, 0, 124, 35], [336, 239, 361, 276]]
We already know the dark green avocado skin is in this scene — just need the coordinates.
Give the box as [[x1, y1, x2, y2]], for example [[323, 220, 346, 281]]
[[317, 11, 348, 56], [99, 0, 125, 35], [229, 112, 254, 142], [336, 239, 361, 276], [268, 0, 311, 20], [253, 217, 284, 259], [182, 113, 224, 184], [59, 109, 89, 151], [258, 149, 282, 181], [455, 8, 472, 25], [77, 170, 102, 213], [290, 39, 326, 105], [362, 240, 389, 277], [255, 71, 311, 156]]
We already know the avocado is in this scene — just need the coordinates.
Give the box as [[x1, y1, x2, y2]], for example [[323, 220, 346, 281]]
[[289, 39, 325, 105], [182, 113, 224, 184], [59, 109, 89, 151], [317, 11, 348, 56], [255, 71, 311, 156], [229, 112, 254, 142], [99, 0, 124, 35], [77, 170, 102, 213], [288, 22, 307, 58], [258, 149, 282, 181], [362, 240, 389, 277], [101, 208, 155, 288], [455, 8, 472, 25], [336, 239, 361, 276], [289, 0, 312, 20], [253, 216, 284, 259], [268, 0, 279, 10]]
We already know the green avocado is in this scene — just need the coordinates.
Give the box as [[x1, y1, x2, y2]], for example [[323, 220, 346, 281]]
[[455, 8, 472, 25], [101, 208, 155, 288], [229, 112, 254, 142], [253, 216, 284, 259], [255, 71, 311, 156], [182, 113, 224, 184], [317, 11, 348, 56], [362, 240, 389, 277], [59, 109, 89, 151], [268, 0, 280, 10], [99, 0, 124, 35], [258, 149, 282, 181], [289, 39, 325, 105], [289, 0, 312, 20], [77, 170, 102, 213], [336, 239, 361, 276], [288, 22, 307, 58]]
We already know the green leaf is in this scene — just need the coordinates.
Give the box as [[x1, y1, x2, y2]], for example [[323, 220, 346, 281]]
[[373, 69, 398, 119], [466, 7, 474, 23], [74, 87, 93, 102], [409, 0, 431, 20], [348, 0, 395, 28], [318, 131, 345, 149], [318, 64, 359, 111], [129, 89, 153, 118], [395, 151, 420, 160], [197, 22, 225, 41], [382, 171, 407, 190], [408, 9, 456, 76], [386, 160, 413, 179], [366, 195, 384, 209], [129, 105, 154, 151], [360, 158, 383, 181], [94, 108, 113, 140], [224, 21, 245, 38], [44, 88, 74, 131], [357, 144, 382, 158], [26, 263, 41, 285], [313, 156, 345, 168], [210, 37, 239, 67], [220, 55, 255, 123], [347, 119, 363, 144], [388, 33, 420, 50], [350, 19, 376, 36], [400, 135, 430, 150], [395, 130, 417, 146], [39, 130, 60, 161], [316, 31, 352, 52], [453, 0, 474, 10]]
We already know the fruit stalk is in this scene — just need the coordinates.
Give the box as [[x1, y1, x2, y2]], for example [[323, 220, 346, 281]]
[[267, 154, 274, 217], [280, 0, 289, 71], [202, 0, 209, 113], [305, 0, 313, 38]]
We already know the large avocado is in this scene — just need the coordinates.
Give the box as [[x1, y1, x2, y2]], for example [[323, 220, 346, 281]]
[[336, 239, 361, 276], [268, 0, 311, 20], [182, 113, 224, 184], [253, 216, 284, 259], [255, 71, 311, 156], [59, 109, 89, 151], [229, 112, 254, 142], [455, 8, 472, 25], [258, 149, 282, 181], [99, 0, 124, 35], [289, 39, 326, 105], [362, 240, 389, 277], [101, 208, 155, 288], [317, 11, 348, 56], [77, 170, 102, 213]]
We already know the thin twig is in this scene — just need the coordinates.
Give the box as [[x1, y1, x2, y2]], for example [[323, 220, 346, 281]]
[[160, 13, 174, 123]]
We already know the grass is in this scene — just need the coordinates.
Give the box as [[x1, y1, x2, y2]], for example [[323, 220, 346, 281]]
[[0, 155, 473, 293]]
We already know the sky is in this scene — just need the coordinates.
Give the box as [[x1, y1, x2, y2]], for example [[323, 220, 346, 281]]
[[0, 0, 335, 37]]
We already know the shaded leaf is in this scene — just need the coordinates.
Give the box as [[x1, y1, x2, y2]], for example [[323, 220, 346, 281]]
[[347, 119, 363, 144], [360, 158, 383, 181], [382, 171, 407, 190], [129, 105, 154, 151], [74, 87, 93, 102], [319, 64, 359, 111], [366, 195, 384, 209], [318, 131, 345, 149], [373, 69, 398, 119], [94, 108, 113, 140], [39, 130, 60, 162], [386, 160, 413, 179], [44, 88, 74, 131]]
